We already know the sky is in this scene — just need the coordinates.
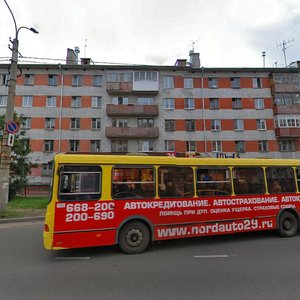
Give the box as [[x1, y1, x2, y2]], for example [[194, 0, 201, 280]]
[[0, 0, 300, 68]]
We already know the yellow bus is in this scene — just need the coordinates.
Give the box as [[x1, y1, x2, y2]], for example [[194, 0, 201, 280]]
[[43, 153, 300, 254]]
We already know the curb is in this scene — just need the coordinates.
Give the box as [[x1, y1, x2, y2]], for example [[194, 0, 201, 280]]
[[0, 216, 44, 224]]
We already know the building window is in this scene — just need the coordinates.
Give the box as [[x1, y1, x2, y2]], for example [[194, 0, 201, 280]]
[[45, 118, 56, 129], [210, 98, 219, 110], [0, 95, 7, 107], [134, 71, 157, 81], [137, 118, 154, 127], [211, 119, 221, 131], [138, 140, 154, 152], [42, 163, 53, 176], [185, 119, 195, 131], [212, 141, 222, 152], [185, 98, 194, 109], [234, 119, 244, 131], [46, 96, 57, 107], [111, 140, 128, 152], [275, 115, 300, 128], [184, 78, 193, 89], [231, 77, 240, 88], [44, 140, 54, 152], [165, 119, 175, 132], [21, 117, 31, 129], [112, 118, 128, 128], [91, 140, 101, 152], [24, 74, 34, 85], [235, 141, 245, 153], [278, 140, 295, 152], [48, 75, 57, 86], [91, 118, 101, 130], [70, 140, 80, 152], [275, 93, 300, 106], [72, 75, 82, 86], [0, 74, 8, 85], [253, 77, 262, 88], [255, 98, 265, 109], [256, 119, 267, 130], [71, 96, 81, 107], [71, 118, 80, 130], [163, 76, 174, 89], [112, 96, 129, 105], [208, 78, 218, 88], [93, 75, 103, 86], [164, 98, 175, 109], [92, 96, 102, 108], [232, 98, 242, 109], [107, 72, 132, 82], [258, 140, 269, 152], [22, 96, 33, 107], [137, 97, 154, 105], [186, 141, 196, 152], [164, 140, 175, 152]]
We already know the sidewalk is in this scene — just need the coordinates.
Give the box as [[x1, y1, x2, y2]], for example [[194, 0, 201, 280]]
[[0, 215, 44, 224]]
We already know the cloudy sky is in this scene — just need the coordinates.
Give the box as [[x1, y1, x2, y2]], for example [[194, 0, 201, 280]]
[[0, 0, 299, 67]]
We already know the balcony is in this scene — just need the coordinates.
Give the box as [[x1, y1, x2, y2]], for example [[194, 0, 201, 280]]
[[106, 82, 133, 94], [274, 105, 300, 114], [275, 128, 300, 138], [105, 126, 159, 138], [106, 104, 159, 117]]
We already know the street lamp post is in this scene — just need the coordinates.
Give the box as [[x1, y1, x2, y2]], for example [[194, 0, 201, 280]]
[[0, 0, 38, 212]]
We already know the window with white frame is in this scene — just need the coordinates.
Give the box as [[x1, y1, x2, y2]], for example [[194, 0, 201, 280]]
[[163, 76, 174, 89], [71, 96, 81, 108], [210, 98, 219, 109], [0, 95, 7, 107], [92, 75, 103, 86], [209, 78, 218, 89], [234, 119, 244, 131], [256, 119, 267, 130], [0, 74, 8, 85], [112, 96, 129, 105], [137, 118, 154, 127], [186, 141, 196, 152], [231, 77, 240, 88], [185, 119, 196, 131], [48, 75, 57, 86], [45, 118, 56, 129], [164, 98, 175, 109], [44, 140, 54, 152], [185, 98, 194, 109], [24, 74, 34, 85], [212, 141, 222, 152], [91, 140, 101, 152], [91, 118, 101, 130], [138, 140, 154, 152], [112, 118, 128, 128], [232, 98, 242, 109], [111, 140, 128, 152], [70, 118, 80, 129], [278, 140, 295, 152], [258, 140, 268, 152], [22, 96, 33, 107], [70, 140, 80, 152], [137, 97, 154, 105], [72, 75, 82, 86], [164, 140, 175, 151], [211, 119, 221, 131], [21, 117, 31, 129], [275, 115, 300, 128], [254, 98, 265, 109], [46, 96, 57, 107], [92, 96, 102, 108], [134, 71, 157, 81], [42, 163, 53, 176], [184, 78, 193, 89], [165, 119, 175, 132], [252, 77, 262, 88], [235, 141, 245, 152]]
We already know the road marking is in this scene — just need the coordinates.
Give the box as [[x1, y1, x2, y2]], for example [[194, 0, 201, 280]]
[[54, 257, 91, 260], [194, 254, 237, 258]]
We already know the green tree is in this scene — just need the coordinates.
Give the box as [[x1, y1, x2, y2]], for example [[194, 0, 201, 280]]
[[0, 114, 37, 200]]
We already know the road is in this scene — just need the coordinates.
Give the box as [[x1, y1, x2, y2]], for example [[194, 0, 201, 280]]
[[1, 221, 300, 300]]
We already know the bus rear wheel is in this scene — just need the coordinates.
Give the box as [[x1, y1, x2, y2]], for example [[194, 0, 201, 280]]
[[119, 221, 150, 254], [277, 211, 299, 237]]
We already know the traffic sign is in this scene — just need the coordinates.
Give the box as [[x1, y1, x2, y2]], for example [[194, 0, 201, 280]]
[[7, 133, 15, 147], [6, 121, 19, 134]]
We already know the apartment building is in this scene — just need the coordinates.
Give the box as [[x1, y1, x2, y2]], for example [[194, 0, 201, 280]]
[[0, 50, 300, 185]]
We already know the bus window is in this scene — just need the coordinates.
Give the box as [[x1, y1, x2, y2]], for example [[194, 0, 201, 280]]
[[58, 165, 101, 201], [158, 167, 194, 198], [197, 167, 231, 196], [112, 167, 155, 199], [233, 167, 265, 195], [266, 167, 296, 193], [296, 167, 300, 191]]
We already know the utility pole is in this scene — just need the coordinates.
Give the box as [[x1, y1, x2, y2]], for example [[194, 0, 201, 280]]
[[277, 39, 294, 67], [262, 51, 266, 67], [0, 0, 38, 212]]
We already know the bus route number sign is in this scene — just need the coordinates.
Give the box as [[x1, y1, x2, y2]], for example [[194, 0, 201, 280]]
[[6, 121, 19, 134]]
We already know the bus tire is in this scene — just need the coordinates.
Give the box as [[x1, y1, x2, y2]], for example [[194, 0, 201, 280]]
[[277, 211, 299, 237], [119, 221, 150, 254]]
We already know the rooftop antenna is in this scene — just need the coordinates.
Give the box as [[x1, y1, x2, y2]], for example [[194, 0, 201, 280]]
[[84, 38, 87, 58], [277, 38, 294, 67]]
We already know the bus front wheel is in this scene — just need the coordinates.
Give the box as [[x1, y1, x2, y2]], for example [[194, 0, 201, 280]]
[[277, 211, 299, 237], [119, 221, 150, 254]]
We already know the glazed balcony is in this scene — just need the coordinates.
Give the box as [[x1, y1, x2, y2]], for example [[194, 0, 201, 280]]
[[105, 126, 159, 138], [106, 104, 159, 117]]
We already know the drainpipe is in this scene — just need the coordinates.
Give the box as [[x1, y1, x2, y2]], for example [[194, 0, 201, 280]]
[[201, 66, 207, 153], [58, 64, 64, 153]]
